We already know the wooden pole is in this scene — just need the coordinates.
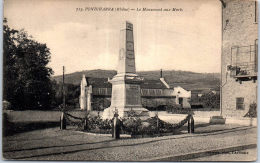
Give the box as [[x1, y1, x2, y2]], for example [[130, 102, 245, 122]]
[[60, 112, 66, 130], [156, 112, 159, 134], [60, 66, 66, 130], [112, 112, 120, 139], [155, 101, 159, 134], [62, 66, 65, 111], [188, 116, 191, 133], [191, 115, 194, 133]]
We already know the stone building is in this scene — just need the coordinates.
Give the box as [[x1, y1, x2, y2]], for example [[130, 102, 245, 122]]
[[79, 75, 191, 111], [220, 0, 258, 117], [173, 86, 191, 109]]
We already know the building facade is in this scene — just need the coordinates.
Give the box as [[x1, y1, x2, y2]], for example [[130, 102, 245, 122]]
[[221, 0, 258, 117], [79, 75, 191, 111]]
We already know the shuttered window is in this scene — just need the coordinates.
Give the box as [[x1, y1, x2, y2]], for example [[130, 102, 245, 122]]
[[236, 97, 245, 110]]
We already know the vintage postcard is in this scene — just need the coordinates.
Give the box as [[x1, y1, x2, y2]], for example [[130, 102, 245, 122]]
[[3, 0, 258, 161]]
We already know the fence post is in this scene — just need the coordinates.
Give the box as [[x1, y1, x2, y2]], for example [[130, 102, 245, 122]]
[[156, 112, 159, 135], [60, 112, 66, 130], [188, 115, 191, 133], [83, 118, 88, 130], [112, 112, 120, 139], [191, 115, 194, 133]]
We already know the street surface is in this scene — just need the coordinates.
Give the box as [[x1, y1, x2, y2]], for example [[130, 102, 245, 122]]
[[3, 124, 257, 161]]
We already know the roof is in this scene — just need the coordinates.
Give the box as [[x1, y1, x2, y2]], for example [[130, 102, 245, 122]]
[[84, 77, 168, 89], [141, 79, 168, 89], [169, 83, 190, 90]]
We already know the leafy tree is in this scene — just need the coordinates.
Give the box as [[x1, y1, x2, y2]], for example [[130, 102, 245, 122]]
[[3, 19, 54, 110], [52, 81, 80, 108], [200, 92, 220, 109], [3, 18, 18, 105], [92, 98, 111, 111]]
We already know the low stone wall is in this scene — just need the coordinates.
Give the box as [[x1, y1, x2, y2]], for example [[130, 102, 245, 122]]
[[3, 110, 61, 122], [193, 111, 220, 117], [3, 110, 93, 123], [154, 111, 257, 126]]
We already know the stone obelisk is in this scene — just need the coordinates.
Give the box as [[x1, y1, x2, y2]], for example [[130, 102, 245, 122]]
[[102, 21, 149, 119]]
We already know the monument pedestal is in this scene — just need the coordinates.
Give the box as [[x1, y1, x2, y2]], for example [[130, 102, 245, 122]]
[[102, 73, 149, 119]]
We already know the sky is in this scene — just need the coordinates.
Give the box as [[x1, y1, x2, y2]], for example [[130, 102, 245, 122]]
[[4, 0, 222, 76]]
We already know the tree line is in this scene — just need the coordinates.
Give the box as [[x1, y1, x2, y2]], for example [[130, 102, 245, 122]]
[[3, 19, 80, 110]]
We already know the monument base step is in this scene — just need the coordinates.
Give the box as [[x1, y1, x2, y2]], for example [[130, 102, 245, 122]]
[[102, 107, 150, 120]]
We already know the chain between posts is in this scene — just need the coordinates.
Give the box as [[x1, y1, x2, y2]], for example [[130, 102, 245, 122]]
[[63, 112, 85, 127]]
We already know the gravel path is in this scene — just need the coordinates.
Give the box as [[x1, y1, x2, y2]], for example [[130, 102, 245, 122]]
[[3, 124, 257, 161]]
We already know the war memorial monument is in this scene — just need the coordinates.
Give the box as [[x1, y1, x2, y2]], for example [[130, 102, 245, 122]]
[[102, 21, 149, 119]]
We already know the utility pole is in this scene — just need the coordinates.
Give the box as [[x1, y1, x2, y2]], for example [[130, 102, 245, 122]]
[[60, 66, 66, 130], [62, 66, 66, 111]]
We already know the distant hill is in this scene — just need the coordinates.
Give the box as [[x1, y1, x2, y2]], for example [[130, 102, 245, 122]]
[[52, 69, 220, 91]]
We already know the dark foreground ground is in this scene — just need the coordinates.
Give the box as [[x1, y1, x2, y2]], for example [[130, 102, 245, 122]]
[[2, 123, 257, 161]]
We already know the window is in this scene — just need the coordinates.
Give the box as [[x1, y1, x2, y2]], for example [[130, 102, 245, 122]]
[[236, 97, 245, 110]]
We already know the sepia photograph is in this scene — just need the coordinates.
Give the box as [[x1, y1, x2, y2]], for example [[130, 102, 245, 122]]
[[2, 0, 258, 161]]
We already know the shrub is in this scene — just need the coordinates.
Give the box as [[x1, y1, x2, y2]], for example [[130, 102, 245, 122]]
[[99, 119, 113, 130], [75, 110, 192, 137], [166, 104, 193, 114], [200, 92, 220, 108], [166, 104, 182, 113], [244, 103, 257, 118], [122, 117, 142, 135], [121, 114, 189, 136], [75, 112, 113, 133]]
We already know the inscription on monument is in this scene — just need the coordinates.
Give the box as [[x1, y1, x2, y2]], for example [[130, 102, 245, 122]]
[[126, 85, 140, 105], [126, 30, 133, 41], [126, 52, 135, 59], [126, 42, 134, 51]]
